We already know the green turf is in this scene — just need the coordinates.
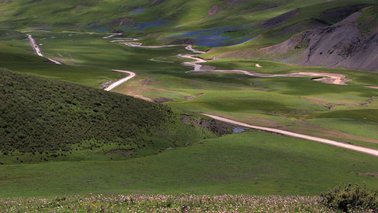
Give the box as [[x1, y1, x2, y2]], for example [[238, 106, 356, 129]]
[[0, 0, 377, 199], [0, 131, 377, 197]]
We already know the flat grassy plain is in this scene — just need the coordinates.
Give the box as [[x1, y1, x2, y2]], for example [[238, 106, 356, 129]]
[[0, 131, 377, 197]]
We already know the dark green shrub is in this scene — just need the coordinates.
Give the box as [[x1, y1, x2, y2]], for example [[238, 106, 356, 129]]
[[0, 69, 206, 161], [321, 184, 378, 212]]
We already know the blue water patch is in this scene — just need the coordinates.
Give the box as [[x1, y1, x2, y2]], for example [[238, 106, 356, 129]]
[[135, 19, 167, 30], [174, 25, 253, 47], [88, 23, 110, 33], [233, 127, 247, 134], [130, 7, 145, 15]]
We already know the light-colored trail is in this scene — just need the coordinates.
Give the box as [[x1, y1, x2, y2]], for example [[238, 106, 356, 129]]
[[104, 69, 136, 91], [27, 34, 62, 65], [367, 86, 378, 89], [104, 37, 375, 156], [179, 45, 348, 85], [203, 114, 378, 157], [103, 33, 123, 39], [185, 45, 206, 54], [124, 42, 180, 49]]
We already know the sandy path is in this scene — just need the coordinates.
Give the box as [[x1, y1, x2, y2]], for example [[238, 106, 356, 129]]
[[185, 45, 206, 54], [103, 33, 123, 39], [27, 34, 62, 65], [104, 70, 136, 91], [203, 114, 378, 157], [103, 37, 376, 156], [179, 45, 347, 85], [124, 43, 180, 49], [178, 54, 207, 71]]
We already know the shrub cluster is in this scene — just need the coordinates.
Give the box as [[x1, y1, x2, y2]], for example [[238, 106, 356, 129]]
[[321, 184, 378, 212], [0, 194, 331, 212], [0, 69, 196, 159]]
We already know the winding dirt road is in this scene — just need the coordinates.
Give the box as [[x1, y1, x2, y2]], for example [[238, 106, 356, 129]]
[[28, 34, 135, 92], [104, 69, 136, 91], [27, 34, 62, 65], [179, 47, 348, 85], [101, 36, 378, 157], [203, 114, 378, 157], [103, 33, 123, 39]]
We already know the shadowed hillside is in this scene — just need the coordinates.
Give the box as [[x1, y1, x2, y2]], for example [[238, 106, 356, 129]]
[[0, 69, 207, 163]]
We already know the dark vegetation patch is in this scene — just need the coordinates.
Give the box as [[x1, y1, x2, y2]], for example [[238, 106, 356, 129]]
[[314, 109, 378, 123], [154, 97, 173, 104], [261, 9, 300, 29], [358, 6, 378, 34], [264, 19, 327, 40], [321, 184, 378, 212], [0, 69, 205, 161], [320, 4, 369, 24], [174, 25, 252, 47], [181, 114, 234, 136], [151, 0, 164, 6], [0, 30, 24, 40]]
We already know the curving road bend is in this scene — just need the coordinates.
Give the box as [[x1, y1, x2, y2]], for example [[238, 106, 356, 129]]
[[180, 47, 348, 85], [203, 114, 378, 157], [27, 34, 62, 65], [102, 36, 378, 156], [104, 69, 136, 91]]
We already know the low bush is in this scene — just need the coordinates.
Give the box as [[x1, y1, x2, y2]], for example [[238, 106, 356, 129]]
[[321, 184, 378, 212], [0, 69, 206, 162]]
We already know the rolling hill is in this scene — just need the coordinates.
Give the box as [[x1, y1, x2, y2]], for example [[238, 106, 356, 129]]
[[213, 4, 378, 71], [1, 0, 377, 71], [0, 68, 208, 163], [0, 0, 377, 211]]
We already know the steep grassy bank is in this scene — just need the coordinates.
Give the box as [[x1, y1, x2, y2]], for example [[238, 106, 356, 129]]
[[0, 69, 207, 163]]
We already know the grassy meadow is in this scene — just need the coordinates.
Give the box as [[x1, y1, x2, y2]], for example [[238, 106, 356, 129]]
[[0, 1, 377, 207], [0, 131, 377, 197], [3, 31, 376, 150]]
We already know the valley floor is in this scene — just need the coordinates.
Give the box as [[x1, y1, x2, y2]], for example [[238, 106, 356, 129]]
[[0, 132, 377, 197], [0, 31, 377, 198]]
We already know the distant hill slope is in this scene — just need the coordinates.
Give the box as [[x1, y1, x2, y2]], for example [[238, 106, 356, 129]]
[[259, 7, 378, 71], [0, 0, 375, 44], [212, 4, 378, 71], [0, 69, 206, 163], [0, 0, 377, 68]]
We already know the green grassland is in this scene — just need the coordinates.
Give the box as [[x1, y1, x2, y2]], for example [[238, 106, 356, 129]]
[[116, 55, 378, 149], [3, 31, 376, 151], [0, 0, 377, 200], [0, 29, 377, 195], [0, 131, 377, 197]]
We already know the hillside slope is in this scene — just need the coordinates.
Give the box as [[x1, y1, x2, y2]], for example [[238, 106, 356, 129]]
[[0, 69, 206, 163], [0, 0, 376, 44], [259, 7, 378, 71]]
